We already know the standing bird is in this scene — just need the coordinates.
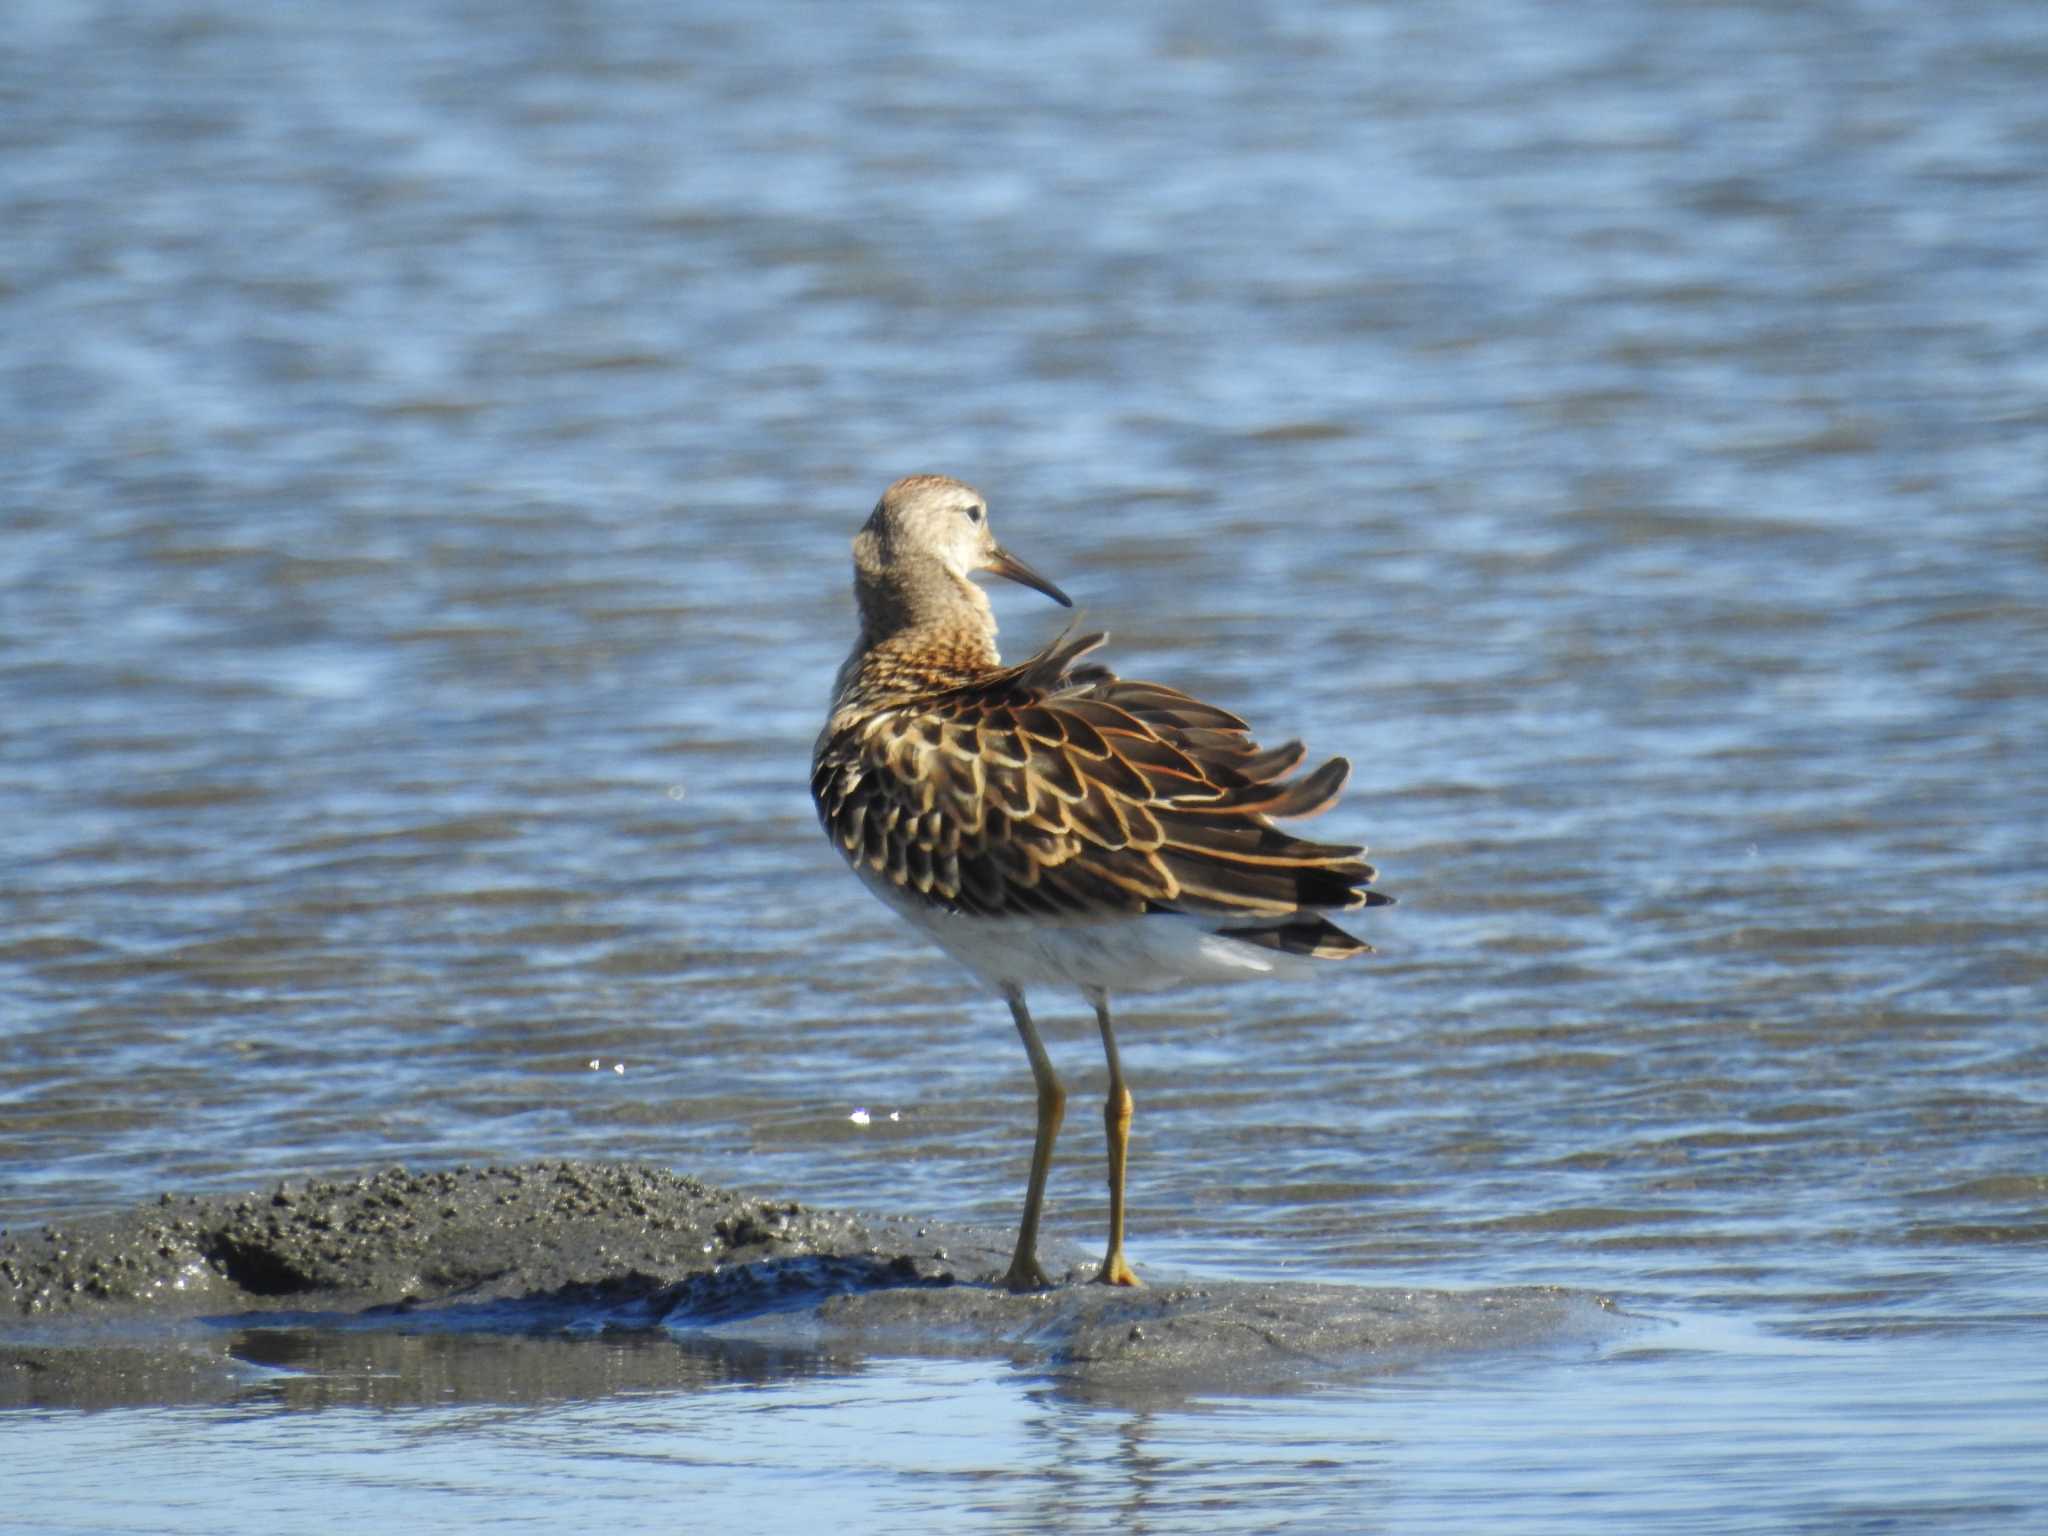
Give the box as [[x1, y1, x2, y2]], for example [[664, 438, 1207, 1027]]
[[811, 474, 1391, 1292]]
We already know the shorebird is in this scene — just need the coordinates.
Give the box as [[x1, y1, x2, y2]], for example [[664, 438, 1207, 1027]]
[[811, 474, 1392, 1292]]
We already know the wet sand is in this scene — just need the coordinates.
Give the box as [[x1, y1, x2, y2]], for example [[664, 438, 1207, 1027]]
[[3, 1162, 1620, 1408]]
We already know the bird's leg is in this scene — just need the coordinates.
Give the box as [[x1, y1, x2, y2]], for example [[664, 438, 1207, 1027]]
[[1090, 989, 1141, 1287], [1001, 987, 1064, 1292]]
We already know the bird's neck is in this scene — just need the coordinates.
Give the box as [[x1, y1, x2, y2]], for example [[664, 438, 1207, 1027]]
[[852, 545, 998, 643], [830, 562, 1002, 719]]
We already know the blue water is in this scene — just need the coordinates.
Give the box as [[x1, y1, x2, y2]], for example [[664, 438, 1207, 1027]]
[[4, 0, 2045, 1529], [9, 1327, 2044, 1534]]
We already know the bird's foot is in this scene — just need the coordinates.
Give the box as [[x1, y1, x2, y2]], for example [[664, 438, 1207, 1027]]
[[1001, 1255, 1059, 1293], [1094, 1252, 1141, 1288]]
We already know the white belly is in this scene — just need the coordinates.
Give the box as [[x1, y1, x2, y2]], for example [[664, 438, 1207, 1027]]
[[853, 866, 1317, 996]]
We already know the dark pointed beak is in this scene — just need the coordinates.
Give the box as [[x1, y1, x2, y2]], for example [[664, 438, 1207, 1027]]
[[986, 545, 1073, 607]]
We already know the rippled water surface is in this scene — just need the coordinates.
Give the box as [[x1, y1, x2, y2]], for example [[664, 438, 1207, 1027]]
[[4, 0, 2045, 1529]]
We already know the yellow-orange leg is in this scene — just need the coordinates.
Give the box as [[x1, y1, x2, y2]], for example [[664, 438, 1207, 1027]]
[[1091, 990, 1141, 1287], [1001, 988, 1065, 1292]]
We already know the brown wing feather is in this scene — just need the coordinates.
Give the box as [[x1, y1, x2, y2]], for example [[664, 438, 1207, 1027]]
[[810, 630, 1393, 935]]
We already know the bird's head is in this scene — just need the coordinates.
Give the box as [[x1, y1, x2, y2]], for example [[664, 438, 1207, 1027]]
[[855, 474, 1072, 616]]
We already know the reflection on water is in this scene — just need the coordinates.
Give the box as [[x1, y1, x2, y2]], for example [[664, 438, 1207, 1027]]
[[3, 0, 2045, 1528], [7, 1327, 2044, 1533]]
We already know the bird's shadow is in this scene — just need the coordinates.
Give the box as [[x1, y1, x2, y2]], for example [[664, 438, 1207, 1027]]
[[202, 1251, 956, 1339]]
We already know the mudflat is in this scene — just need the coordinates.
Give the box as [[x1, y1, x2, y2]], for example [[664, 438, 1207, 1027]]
[[2, 1162, 1618, 1408]]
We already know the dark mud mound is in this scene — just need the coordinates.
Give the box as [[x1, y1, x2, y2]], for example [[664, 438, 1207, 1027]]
[[2, 1162, 1627, 1409], [3, 1162, 947, 1320]]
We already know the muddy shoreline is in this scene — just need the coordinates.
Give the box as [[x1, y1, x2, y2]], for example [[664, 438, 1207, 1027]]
[[2, 1162, 1623, 1408]]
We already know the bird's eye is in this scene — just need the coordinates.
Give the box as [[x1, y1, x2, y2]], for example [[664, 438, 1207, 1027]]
[[964, 505, 984, 524]]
